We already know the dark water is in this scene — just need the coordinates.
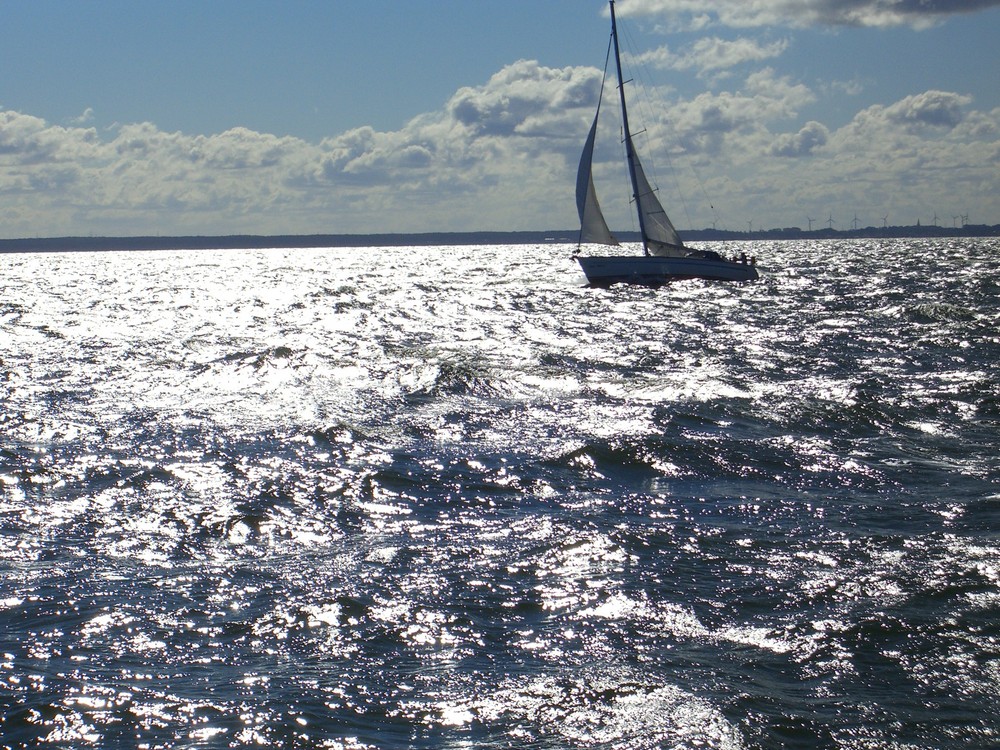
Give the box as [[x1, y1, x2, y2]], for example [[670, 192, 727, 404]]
[[1, 239, 998, 749]]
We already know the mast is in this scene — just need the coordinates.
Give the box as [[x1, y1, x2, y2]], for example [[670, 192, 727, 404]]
[[610, 0, 650, 256]]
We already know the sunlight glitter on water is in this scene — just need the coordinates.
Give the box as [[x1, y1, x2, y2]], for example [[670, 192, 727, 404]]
[[2, 239, 999, 748]]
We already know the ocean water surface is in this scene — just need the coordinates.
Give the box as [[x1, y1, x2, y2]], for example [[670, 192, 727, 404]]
[[1, 239, 998, 749]]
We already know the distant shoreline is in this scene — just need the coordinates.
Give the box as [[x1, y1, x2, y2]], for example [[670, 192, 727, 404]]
[[2, 225, 998, 253]]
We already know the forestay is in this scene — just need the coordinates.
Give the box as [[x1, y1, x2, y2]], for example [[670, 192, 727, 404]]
[[631, 151, 685, 256]]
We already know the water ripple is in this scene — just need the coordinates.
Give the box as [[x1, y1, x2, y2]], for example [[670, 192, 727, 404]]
[[1, 240, 998, 748]]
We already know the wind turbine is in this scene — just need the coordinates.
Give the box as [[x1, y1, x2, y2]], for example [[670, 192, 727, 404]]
[[852, 213, 859, 231], [826, 213, 834, 230], [961, 213, 969, 227], [881, 215, 889, 229], [932, 212, 938, 227], [953, 215, 960, 228], [807, 216, 815, 232]]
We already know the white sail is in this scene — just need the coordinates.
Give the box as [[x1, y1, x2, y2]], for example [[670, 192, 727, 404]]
[[573, 0, 762, 285], [632, 151, 685, 256], [576, 110, 618, 246]]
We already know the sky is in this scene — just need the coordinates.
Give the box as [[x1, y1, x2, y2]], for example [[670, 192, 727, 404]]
[[1, 0, 999, 238]]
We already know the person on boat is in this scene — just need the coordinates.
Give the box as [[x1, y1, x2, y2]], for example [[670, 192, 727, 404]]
[[740, 251, 747, 264]]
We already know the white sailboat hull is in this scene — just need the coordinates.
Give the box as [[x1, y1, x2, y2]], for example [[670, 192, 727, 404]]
[[576, 254, 759, 285]]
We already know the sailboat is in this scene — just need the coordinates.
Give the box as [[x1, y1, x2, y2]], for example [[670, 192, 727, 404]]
[[574, 0, 759, 286]]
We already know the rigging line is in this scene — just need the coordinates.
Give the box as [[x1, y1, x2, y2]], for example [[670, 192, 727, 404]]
[[601, 30, 630, 235], [599, 27, 614, 113], [601, 36, 635, 235], [578, 33, 617, 251], [615, 10, 696, 231], [613, 13, 647, 237], [691, 165, 722, 228], [617, 19, 661, 170], [616, 12, 724, 236], [615, 115, 637, 234]]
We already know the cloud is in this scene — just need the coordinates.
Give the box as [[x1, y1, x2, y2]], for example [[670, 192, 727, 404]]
[[0, 60, 607, 236], [617, 0, 1000, 29], [597, 80, 996, 229], [751, 90, 997, 226], [194, 127, 298, 169], [634, 37, 789, 75], [769, 120, 830, 155], [0, 58, 997, 237], [657, 68, 815, 154], [884, 90, 972, 128], [834, 89, 973, 151], [71, 107, 95, 125], [0, 110, 100, 165], [447, 59, 601, 137]]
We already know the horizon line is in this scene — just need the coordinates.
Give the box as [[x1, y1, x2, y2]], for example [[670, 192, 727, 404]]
[[2, 224, 999, 253]]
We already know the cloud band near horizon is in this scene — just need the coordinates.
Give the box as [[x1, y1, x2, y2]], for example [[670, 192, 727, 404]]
[[1, 54, 997, 238]]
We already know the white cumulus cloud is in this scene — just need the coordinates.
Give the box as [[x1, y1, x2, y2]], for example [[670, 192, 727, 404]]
[[770, 120, 830, 156], [0, 59, 997, 237], [617, 0, 1000, 29], [0, 61, 608, 236], [635, 37, 790, 75]]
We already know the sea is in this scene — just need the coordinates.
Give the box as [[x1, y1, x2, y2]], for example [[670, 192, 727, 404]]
[[1, 238, 998, 749]]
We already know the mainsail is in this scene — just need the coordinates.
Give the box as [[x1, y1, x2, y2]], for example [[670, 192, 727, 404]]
[[572, 0, 763, 284], [577, 0, 686, 258]]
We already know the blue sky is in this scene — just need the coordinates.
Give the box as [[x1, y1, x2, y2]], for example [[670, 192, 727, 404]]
[[2, 0, 998, 237]]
